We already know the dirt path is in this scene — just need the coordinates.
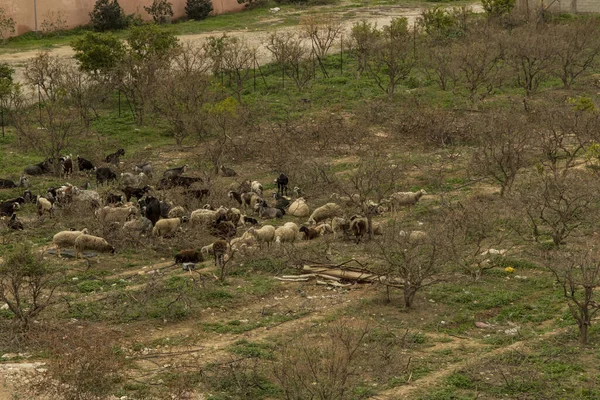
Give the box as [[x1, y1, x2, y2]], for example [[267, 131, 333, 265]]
[[0, 3, 482, 89]]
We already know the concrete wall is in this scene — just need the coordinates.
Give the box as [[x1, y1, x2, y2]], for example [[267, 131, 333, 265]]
[[516, 0, 600, 15], [3, 0, 244, 36]]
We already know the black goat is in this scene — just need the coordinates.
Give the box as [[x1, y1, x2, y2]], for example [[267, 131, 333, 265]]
[[163, 165, 188, 179], [77, 156, 95, 172], [105, 149, 125, 164], [0, 202, 20, 217], [8, 213, 23, 230], [122, 185, 152, 202], [96, 167, 117, 185], [220, 165, 237, 177], [276, 173, 289, 196]]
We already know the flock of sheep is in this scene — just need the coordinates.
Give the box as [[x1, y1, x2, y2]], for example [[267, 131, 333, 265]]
[[0, 150, 428, 271]]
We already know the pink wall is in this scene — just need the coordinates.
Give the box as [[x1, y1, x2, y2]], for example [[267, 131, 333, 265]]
[[3, 0, 244, 36]]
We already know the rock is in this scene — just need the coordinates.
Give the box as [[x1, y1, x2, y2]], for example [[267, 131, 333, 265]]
[[0, 303, 8, 310]]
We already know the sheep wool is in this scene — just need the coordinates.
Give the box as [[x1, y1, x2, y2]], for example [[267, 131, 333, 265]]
[[288, 198, 309, 218], [152, 217, 188, 237], [246, 225, 276, 248], [74, 234, 115, 259], [53, 229, 89, 257], [308, 203, 343, 225]]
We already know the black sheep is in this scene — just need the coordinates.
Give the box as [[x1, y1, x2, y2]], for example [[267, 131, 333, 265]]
[[174, 249, 203, 264]]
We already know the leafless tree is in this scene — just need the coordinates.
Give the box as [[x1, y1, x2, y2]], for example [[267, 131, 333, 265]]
[[421, 40, 455, 91], [265, 31, 314, 91], [545, 248, 600, 345], [23, 51, 64, 102], [221, 37, 255, 103], [300, 14, 343, 59]]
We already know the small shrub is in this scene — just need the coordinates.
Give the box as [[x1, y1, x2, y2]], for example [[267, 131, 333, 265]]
[[482, 0, 515, 18], [40, 11, 68, 35], [185, 0, 213, 21], [89, 0, 129, 32], [0, 7, 15, 43], [144, 0, 174, 24]]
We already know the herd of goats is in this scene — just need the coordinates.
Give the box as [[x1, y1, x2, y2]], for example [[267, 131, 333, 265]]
[[0, 149, 428, 269]]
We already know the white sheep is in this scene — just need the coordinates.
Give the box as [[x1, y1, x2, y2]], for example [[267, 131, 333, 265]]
[[72, 187, 101, 207], [399, 230, 428, 243], [283, 221, 300, 240], [53, 229, 89, 257], [167, 206, 186, 219], [121, 172, 146, 187], [288, 198, 309, 218], [275, 226, 296, 246], [231, 230, 256, 256], [201, 243, 214, 259], [250, 180, 263, 196], [74, 234, 115, 259], [96, 205, 138, 224], [315, 223, 333, 236], [37, 196, 53, 218], [152, 216, 189, 237], [387, 189, 427, 211], [308, 203, 343, 225], [246, 225, 276, 248], [191, 207, 227, 226]]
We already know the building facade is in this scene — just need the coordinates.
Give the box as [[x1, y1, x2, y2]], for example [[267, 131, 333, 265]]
[[3, 0, 244, 36]]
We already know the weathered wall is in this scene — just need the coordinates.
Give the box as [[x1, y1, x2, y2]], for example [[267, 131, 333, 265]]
[[515, 0, 600, 15], [4, 0, 244, 36]]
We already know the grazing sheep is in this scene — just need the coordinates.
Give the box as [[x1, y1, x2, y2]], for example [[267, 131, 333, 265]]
[[332, 217, 350, 239], [121, 172, 146, 187], [123, 217, 153, 235], [231, 231, 256, 254], [190, 207, 227, 226], [96, 205, 138, 224], [276, 173, 289, 196], [258, 202, 284, 219], [7, 214, 23, 230], [308, 203, 343, 225], [315, 223, 333, 236], [37, 196, 53, 218], [299, 226, 320, 240], [74, 234, 115, 259], [220, 165, 237, 177], [174, 249, 203, 264], [251, 180, 263, 196], [134, 162, 153, 178], [0, 202, 19, 217], [168, 206, 186, 219], [53, 229, 90, 257], [152, 216, 189, 237], [349, 215, 368, 244], [288, 198, 309, 217], [163, 165, 188, 179], [246, 225, 276, 248], [275, 226, 296, 245], [387, 189, 427, 210], [283, 222, 300, 237]]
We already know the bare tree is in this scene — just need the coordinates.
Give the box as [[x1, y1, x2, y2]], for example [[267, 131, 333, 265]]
[[265, 31, 314, 91], [469, 111, 533, 196], [300, 14, 343, 59], [349, 20, 380, 78], [221, 37, 255, 103], [23, 51, 64, 102], [545, 248, 600, 345], [421, 40, 455, 91]]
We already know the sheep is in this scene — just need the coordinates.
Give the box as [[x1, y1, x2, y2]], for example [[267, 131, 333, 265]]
[[399, 230, 428, 243], [308, 203, 343, 225], [37, 196, 53, 218], [230, 230, 256, 255], [228, 190, 243, 206], [299, 226, 320, 240], [72, 188, 101, 207], [283, 222, 300, 238], [288, 198, 309, 218], [174, 249, 203, 264], [200, 243, 214, 259], [74, 234, 115, 259], [387, 189, 427, 211], [349, 215, 368, 244], [7, 214, 23, 230], [275, 226, 296, 245], [96, 205, 138, 224], [152, 216, 189, 237], [332, 217, 350, 239], [190, 207, 227, 226], [240, 215, 259, 225], [273, 193, 290, 210], [220, 165, 237, 177], [134, 162, 153, 178], [53, 229, 89, 257], [258, 202, 284, 219], [330, 193, 360, 207], [226, 208, 242, 226], [241, 192, 261, 212], [276, 173, 289, 196], [123, 217, 153, 235], [250, 180, 263, 196], [121, 172, 146, 187], [315, 223, 333, 236], [163, 164, 188, 179], [168, 206, 186, 219], [246, 225, 276, 248]]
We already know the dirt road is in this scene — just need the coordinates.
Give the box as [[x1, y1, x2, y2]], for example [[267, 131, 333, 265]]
[[0, 3, 482, 89]]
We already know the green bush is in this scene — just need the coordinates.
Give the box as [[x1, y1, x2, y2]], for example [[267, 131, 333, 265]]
[[89, 0, 129, 32], [72, 32, 126, 75], [482, 0, 515, 18], [144, 0, 174, 24], [185, 0, 213, 21]]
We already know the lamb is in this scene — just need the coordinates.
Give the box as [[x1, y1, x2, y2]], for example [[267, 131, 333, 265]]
[[332, 217, 350, 239], [287, 198, 309, 218], [152, 216, 189, 237], [246, 225, 276, 248], [299, 226, 320, 240], [349, 215, 368, 244], [123, 217, 153, 235], [134, 162, 153, 178], [250, 180, 263, 196], [53, 229, 89, 257], [121, 172, 146, 187], [96, 205, 138, 224], [308, 203, 343, 225], [258, 202, 284, 219], [174, 249, 203, 264], [168, 206, 186, 219], [74, 234, 115, 259], [315, 223, 333, 236], [220, 165, 237, 177], [386, 189, 427, 210], [37, 196, 53, 218], [275, 226, 296, 245]]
